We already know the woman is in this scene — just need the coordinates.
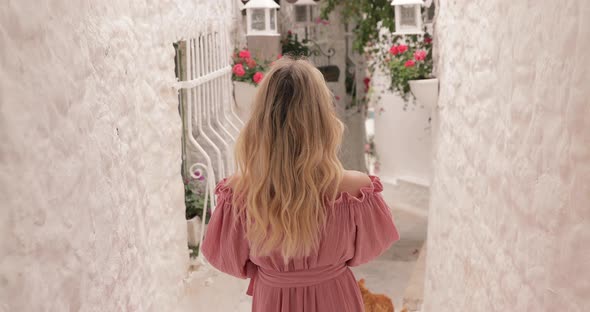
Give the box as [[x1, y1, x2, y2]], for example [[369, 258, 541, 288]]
[[201, 57, 399, 312]]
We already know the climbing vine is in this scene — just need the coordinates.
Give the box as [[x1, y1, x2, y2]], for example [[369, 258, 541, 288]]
[[320, 0, 395, 53]]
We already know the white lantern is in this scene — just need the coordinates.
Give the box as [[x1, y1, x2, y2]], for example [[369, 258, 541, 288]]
[[294, 0, 317, 25], [243, 0, 280, 36], [391, 0, 424, 35]]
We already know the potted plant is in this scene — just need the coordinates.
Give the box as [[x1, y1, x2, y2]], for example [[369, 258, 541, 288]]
[[281, 30, 310, 57], [185, 169, 207, 251], [387, 33, 438, 108], [232, 48, 271, 121]]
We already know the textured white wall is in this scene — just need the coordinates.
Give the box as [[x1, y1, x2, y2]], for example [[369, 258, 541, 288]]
[[424, 1, 590, 311], [0, 1, 234, 311]]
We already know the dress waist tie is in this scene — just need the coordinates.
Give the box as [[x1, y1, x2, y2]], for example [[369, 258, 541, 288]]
[[246, 263, 348, 296]]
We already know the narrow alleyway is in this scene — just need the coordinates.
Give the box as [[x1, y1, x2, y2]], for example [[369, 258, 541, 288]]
[[2, 1, 588, 312]]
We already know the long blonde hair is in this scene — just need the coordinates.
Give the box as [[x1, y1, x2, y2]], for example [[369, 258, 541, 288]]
[[233, 57, 344, 260]]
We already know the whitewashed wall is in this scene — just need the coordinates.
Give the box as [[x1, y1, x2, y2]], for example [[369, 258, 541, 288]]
[[0, 1, 235, 311], [424, 1, 590, 311]]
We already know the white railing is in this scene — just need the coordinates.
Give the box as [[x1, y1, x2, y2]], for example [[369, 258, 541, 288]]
[[176, 23, 243, 260]]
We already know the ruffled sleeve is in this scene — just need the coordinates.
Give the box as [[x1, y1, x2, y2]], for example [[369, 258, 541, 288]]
[[345, 176, 400, 267], [201, 179, 254, 279]]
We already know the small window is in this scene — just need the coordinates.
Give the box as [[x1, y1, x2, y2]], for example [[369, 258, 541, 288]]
[[399, 5, 416, 29], [251, 9, 266, 31], [295, 6, 308, 23]]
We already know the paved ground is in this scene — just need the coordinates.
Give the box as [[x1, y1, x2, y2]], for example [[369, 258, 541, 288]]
[[179, 206, 428, 312], [351, 207, 428, 309]]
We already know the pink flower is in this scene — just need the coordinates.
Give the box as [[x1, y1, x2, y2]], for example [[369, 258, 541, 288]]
[[414, 50, 427, 61], [335, 95, 341, 101], [404, 60, 415, 67], [425, 37, 433, 44], [398, 45, 408, 53], [253, 72, 264, 84], [389, 45, 399, 55], [233, 63, 246, 77], [277, 54, 282, 59], [246, 58, 257, 68], [238, 49, 251, 59]]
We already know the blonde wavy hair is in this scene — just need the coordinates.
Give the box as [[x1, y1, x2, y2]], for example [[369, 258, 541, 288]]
[[233, 57, 344, 260]]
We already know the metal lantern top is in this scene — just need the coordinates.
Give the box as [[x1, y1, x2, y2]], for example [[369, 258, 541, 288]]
[[391, 0, 424, 35], [294, 0, 317, 6], [243, 0, 280, 9], [243, 0, 280, 36]]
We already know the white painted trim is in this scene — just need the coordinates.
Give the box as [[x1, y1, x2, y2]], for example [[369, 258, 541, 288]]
[[175, 66, 232, 89]]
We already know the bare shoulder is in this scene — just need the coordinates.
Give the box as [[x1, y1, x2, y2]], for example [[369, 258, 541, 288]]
[[338, 170, 372, 197]]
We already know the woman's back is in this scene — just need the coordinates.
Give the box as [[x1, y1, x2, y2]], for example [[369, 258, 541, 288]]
[[201, 57, 398, 311], [202, 171, 399, 311]]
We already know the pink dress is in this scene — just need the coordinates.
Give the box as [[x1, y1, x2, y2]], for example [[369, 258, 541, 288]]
[[201, 175, 399, 312]]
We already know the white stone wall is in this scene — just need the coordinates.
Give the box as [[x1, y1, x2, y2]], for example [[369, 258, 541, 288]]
[[424, 1, 590, 311], [0, 1, 235, 311]]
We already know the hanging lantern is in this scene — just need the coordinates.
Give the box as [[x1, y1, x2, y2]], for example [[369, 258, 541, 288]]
[[391, 0, 424, 35], [243, 0, 280, 36], [293, 0, 317, 25]]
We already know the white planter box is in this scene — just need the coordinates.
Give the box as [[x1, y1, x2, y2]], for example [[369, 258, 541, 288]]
[[409, 78, 439, 139], [409, 78, 439, 108], [187, 216, 203, 247], [372, 71, 432, 217], [233, 81, 258, 123]]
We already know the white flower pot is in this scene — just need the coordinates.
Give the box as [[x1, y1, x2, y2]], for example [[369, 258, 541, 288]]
[[409, 78, 439, 108], [233, 81, 258, 122], [187, 216, 203, 247]]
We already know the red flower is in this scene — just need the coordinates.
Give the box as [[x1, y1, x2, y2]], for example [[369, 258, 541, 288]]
[[414, 50, 427, 61], [246, 58, 257, 68], [398, 45, 408, 53], [253, 72, 264, 84], [425, 37, 433, 44], [287, 30, 292, 35], [389, 45, 399, 55], [363, 77, 371, 92], [233, 64, 246, 77], [404, 60, 415, 67], [238, 49, 251, 59]]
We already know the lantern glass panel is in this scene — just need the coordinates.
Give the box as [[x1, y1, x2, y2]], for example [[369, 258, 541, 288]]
[[251, 9, 266, 31], [270, 9, 276, 30], [399, 5, 417, 29], [295, 6, 308, 23]]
